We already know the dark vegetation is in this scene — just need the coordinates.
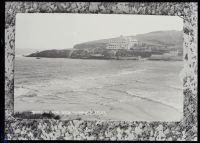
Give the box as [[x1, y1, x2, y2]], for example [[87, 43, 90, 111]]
[[26, 49, 71, 58], [116, 49, 152, 58], [14, 111, 61, 120], [70, 50, 90, 59]]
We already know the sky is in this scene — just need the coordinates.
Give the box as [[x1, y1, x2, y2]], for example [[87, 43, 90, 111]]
[[15, 13, 183, 55]]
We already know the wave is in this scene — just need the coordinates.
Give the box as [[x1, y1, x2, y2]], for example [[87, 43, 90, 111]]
[[125, 90, 183, 113], [107, 87, 182, 113], [104, 69, 147, 78], [32, 68, 148, 93], [20, 93, 37, 98], [73, 69, 147, 81], [118, 69, 147, 75], [31, 110, 106, 115], [14, 85, 45, 99], [169, 85, 183, 90], [14, 87, 31, 98]]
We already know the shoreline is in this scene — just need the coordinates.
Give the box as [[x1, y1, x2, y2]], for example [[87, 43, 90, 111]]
[[14, 96, 182, 121], [22, 56, 183, 61], [14, 58, 183, 121]]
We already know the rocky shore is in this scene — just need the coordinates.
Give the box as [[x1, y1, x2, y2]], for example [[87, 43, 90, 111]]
[[25, 49, 183, 61]]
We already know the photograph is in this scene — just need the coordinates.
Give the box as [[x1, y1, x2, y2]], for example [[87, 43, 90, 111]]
[[14, 13, 184, 121]]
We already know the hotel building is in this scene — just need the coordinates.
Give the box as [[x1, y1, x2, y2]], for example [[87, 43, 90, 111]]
[[106, 35, 138, 50]]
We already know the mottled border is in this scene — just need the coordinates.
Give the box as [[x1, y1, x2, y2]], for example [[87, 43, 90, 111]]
[[5, 2, 197, 141]]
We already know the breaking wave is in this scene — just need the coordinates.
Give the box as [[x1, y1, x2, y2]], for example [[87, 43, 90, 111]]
[[126, 90, 183, 113]]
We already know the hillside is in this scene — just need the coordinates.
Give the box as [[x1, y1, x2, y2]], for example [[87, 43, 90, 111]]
[[73, 30, 183, 50], [73, 38, 110, 50], [133, 30, 183, 48]]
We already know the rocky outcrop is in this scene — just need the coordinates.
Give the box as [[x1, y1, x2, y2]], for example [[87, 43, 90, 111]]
[[25, 49, 71, 58]]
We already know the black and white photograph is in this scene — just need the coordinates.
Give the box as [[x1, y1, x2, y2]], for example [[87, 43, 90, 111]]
[[14, 13, 184, 121], [4, 2, 198, 141]]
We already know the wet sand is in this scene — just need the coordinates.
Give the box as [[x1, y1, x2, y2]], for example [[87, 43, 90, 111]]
[[15, 97, 182, 121]]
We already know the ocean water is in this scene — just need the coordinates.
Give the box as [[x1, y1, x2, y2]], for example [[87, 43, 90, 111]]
[[14, 56, 184, 121]]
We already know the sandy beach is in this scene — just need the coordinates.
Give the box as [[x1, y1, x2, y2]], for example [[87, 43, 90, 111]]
[[14, 57, 183, 121]]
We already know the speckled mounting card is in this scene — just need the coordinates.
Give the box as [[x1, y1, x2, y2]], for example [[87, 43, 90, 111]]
[[5, 2, 197, 141]]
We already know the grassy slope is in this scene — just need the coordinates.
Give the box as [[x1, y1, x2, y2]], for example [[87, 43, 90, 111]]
[[73, 30, 183, 50], [133, 30, 183, 47]]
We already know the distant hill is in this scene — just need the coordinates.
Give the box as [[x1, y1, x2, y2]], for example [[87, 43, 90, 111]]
[[73, 30, 183, 50], [133, 30, 183, 48]]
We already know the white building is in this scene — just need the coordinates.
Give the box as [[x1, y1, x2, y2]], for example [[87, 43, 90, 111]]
[[106, 35, 138, 50]]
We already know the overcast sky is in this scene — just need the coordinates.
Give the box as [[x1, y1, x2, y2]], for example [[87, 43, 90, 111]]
[[15, 13, 183, 54]]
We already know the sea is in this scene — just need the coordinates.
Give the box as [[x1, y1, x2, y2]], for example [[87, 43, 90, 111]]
[[14, 56, 184, 121]]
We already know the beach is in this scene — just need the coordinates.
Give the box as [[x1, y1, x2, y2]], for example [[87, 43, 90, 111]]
[[14, 56, 183, 121]]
